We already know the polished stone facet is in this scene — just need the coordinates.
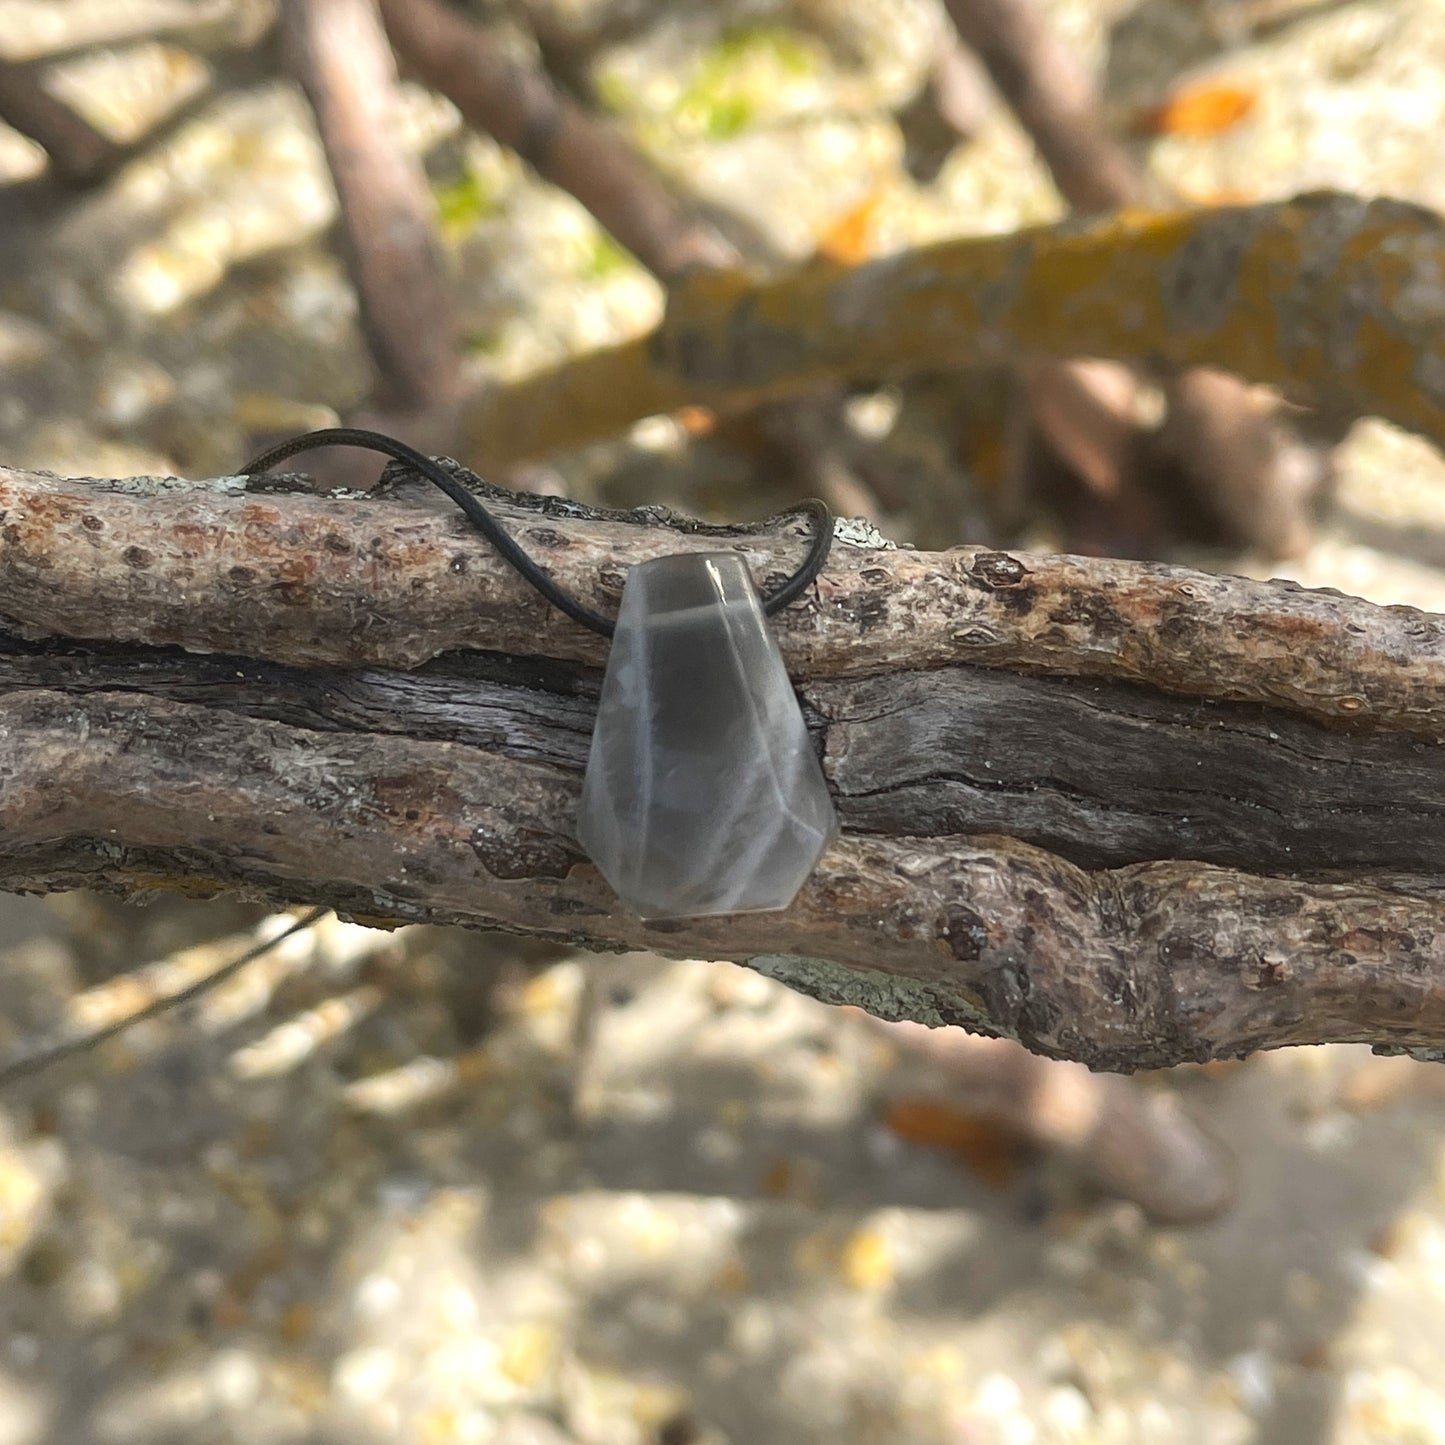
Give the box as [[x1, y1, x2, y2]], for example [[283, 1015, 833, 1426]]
[[576, 551, 838, 919]]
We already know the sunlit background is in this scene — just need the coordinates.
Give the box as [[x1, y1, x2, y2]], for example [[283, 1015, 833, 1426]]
[[2, 0, 1445, 1441]]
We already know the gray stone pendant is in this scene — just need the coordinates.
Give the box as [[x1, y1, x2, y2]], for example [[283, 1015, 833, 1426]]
[[576, 552, 838, 919]]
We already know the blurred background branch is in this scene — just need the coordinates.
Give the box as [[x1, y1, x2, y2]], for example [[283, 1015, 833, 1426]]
[[461, 192, 1445, 478]]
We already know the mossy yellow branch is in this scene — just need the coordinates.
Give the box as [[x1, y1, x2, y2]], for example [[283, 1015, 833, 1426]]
[[464, 191, 1445, 467]]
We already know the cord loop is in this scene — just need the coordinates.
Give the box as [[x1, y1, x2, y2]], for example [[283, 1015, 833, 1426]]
[[240, 427, 833, 638]]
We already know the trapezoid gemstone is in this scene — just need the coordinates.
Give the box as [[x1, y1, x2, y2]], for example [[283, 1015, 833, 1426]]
[[576, 551, 838, 919]]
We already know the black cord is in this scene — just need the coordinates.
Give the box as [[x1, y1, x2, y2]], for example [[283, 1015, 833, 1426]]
[[239, 427, 833, 638], [0, 908, 331, 1088]]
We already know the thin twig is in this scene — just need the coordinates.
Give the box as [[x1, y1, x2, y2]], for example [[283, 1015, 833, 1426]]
[[0, 908, 330, 1087], [0, 56, 124, 185]]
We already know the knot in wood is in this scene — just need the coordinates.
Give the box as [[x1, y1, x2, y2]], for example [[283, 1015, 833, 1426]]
[[968, 552, 1031, 590], [939, 903, 989, 961]]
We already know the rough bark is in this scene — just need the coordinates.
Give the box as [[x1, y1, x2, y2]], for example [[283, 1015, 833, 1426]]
[[1, 462, 1440, 732], [280, 0, 459, 413], [2, 669, 1443, 1073], [1, 461, 1443, 1071]]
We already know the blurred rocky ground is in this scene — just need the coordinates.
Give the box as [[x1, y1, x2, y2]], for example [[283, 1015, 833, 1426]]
[[3, 0, 1445, 1441]]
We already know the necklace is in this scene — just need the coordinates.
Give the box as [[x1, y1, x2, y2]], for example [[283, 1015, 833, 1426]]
[[242, 428, 837, 919]]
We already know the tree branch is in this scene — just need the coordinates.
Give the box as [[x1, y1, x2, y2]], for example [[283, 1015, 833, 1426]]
[[1, 461, 1443, 1070], [280, 0, 459, 413], [0, 462, 1439, 730], [459, 191, 1445, 471], [942, 0, 1143, 213], [942, 0, 1325, 559], [377, 0, 736, 284]]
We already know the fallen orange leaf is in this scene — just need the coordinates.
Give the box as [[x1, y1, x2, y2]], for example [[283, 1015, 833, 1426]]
[[884, 1097, 1025, 1190], [815, 190, 885, 266], [673, 403, 717, 437], [1134, 82, 1257, 137]]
